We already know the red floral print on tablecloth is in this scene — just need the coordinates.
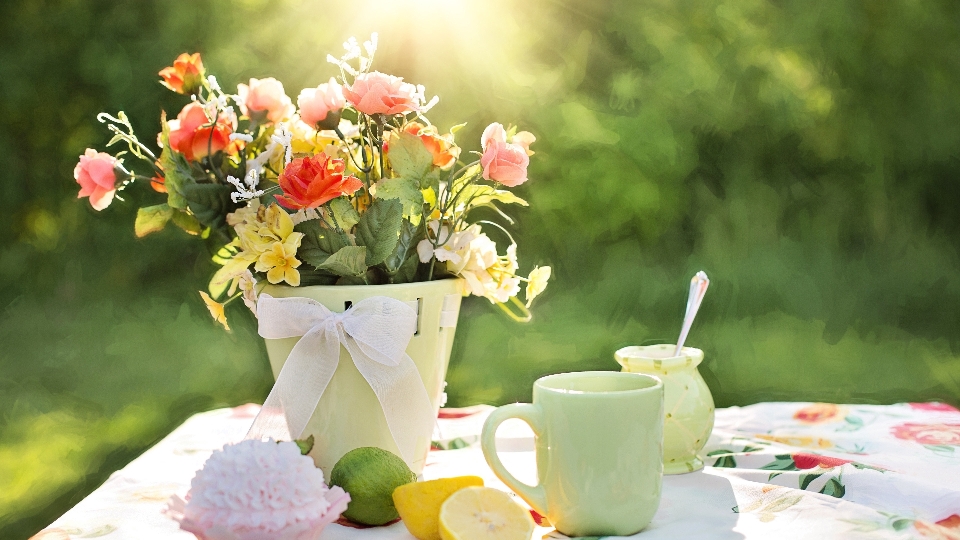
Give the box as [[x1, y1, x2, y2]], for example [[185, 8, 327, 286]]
[[910, 402, 960, 413], [791, 453, 853, 470], [793, 403, 846, 424], [892, 423, 960, 446], [915, 514, 960, 540]]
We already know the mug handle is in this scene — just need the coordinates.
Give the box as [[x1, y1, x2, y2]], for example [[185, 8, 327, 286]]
[[481, 404, 548, 515]]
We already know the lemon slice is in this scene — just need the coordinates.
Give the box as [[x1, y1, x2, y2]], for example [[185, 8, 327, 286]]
[[393, 476, 484, 540], [438, 487, 535, 540]]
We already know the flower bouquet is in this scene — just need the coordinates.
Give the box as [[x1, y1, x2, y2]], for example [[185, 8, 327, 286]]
[[73, 35, 551, 477], [76, 35, 549, 325]]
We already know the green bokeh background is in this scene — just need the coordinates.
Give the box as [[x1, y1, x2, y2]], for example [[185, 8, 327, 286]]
[[3, 0, 960, 536]]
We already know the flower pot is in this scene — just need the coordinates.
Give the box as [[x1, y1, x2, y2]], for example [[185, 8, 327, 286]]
[[615, 344, 715, 474], [260, 279, 463, 480]]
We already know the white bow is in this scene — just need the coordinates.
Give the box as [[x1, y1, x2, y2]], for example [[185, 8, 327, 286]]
[[245, 293, 436, 464]]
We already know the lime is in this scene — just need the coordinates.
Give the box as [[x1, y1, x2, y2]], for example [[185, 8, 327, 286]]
[[393, 476, 485, 540], [329, 446, 416, 526]]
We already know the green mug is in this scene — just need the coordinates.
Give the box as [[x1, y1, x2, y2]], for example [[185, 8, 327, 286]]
[[481, 371, 664, 537]]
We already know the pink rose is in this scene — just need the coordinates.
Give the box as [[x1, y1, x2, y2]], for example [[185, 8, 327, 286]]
[[892, 422, 960, 446], [238, 77, 295, 123], [480, 122, 530, 187], [74, 149, 119, 211], [343, 71, 418, 116], [297, 78, 346, 129]]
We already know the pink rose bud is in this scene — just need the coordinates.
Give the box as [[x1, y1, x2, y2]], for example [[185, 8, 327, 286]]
[[74, 149, 119, 211], [297, 78, 346, 130], [480, 123, 530, 187], [238, 77, 295, 124], [343, 71, 419, 116]]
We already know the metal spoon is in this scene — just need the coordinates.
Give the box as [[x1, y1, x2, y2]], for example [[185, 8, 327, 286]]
[[674, 271, 710, 357]]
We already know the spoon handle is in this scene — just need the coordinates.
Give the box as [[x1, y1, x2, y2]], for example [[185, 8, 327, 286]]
[[674, 271, 710, 357]]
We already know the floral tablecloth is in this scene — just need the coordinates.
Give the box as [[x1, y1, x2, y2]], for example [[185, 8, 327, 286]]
[[33, 401, 960, 540]]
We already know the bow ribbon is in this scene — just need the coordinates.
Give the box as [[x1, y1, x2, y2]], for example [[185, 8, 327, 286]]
[[245, 293, 436, 464]]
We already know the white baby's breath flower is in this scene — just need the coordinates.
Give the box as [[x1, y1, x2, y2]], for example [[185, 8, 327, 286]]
[[229, 133, 254, 143], [227, 170, 264, 203], [271, 122, 293, 166], [207, 75, 222, 93]]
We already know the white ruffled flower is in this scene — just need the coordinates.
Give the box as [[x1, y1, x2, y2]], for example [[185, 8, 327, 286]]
[[165, 439, 349, 540]]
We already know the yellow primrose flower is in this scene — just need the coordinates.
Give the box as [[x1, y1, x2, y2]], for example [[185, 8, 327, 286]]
[[255, 240, 302, 286], [525, 265, 551, 307]]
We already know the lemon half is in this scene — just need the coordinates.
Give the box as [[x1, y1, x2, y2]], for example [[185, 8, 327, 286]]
[[438, 487, 535, 540]]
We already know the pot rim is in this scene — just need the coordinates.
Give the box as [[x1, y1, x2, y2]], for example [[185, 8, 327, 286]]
[[614, 344, 704, 371]]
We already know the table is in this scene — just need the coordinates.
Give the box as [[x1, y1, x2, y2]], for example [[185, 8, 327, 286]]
[[32, 401, 960, 540]]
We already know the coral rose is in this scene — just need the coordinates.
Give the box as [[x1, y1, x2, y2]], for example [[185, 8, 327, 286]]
[[298, 78, 346, 130], [392, 122, 460, 170], [238, 77, 295, 124], [343, 71, 419, 116], [892, 423, 960, 446], [74, 148, 119, 211], [276, 155, 363, 210], [159, 52, 205, 95], [168, 102, 236, 161], [480, 122, 530, 187], [793, 403, 846, 424]]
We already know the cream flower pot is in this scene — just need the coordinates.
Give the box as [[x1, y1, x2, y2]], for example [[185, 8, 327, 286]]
[[260, 279, 463, 480]]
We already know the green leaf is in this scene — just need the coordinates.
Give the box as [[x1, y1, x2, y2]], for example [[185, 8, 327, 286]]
[[329, 198, 361, 230], [799, 472, 823, 490], [134, 204, 173, 238], [457, 184, 529, 209], [387, 131, 433, 182], [171, 210, 203, 235], [295, 220, 350, 269], [421, 168, 443, 192], [318, 246, 367, 277], [355, 198, 403, 266], [392, 253, 421, 284], [760, 455, 799, 471], [376, 177, 424, 218], [157, 111, 196, 210], [385, 220, 423, 273], [819, 477, 846, 498], [182, 183, 235, 231], [294, 435, 315, 455], [891, 518, 913, 531], [712, 455, 737, 468]]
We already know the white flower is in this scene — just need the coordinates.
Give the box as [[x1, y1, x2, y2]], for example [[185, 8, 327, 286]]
[[416, 221, 477, 268]]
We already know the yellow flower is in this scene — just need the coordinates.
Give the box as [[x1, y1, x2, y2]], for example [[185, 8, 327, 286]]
[[255, 240, 302, 286], [525, 265, 551, 307], [199, 291, 230, 331]]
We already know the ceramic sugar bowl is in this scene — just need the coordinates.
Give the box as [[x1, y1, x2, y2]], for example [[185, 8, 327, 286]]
[[615, 344, 714, 474]]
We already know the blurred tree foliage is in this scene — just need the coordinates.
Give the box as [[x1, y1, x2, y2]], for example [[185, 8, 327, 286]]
[[2, 0, 959, 536]]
